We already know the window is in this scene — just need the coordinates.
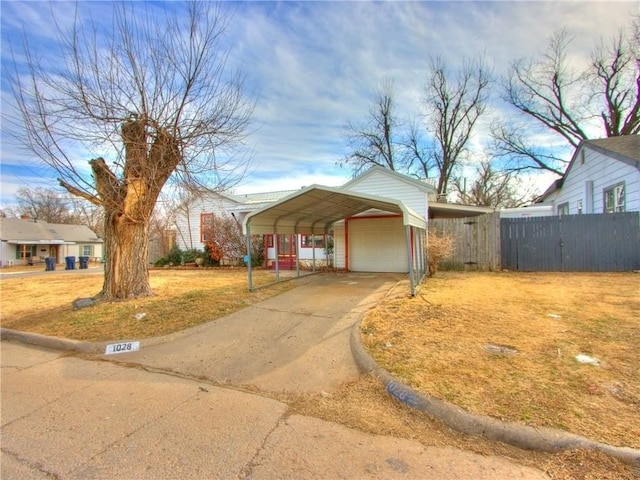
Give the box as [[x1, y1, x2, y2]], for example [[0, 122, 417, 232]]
[[200, 213, 215, 242], [576, 200, 583, 215], [300, 234, 325, 248], [81, 245, 94, 257], [15, 245, 36, 260], [557, 203, 569, 216], [265, 234, 274, 247], [604, 183, 625, 213]]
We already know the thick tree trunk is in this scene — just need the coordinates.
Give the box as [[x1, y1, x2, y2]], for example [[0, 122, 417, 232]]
[[99, 210, 152, 300], [61, 118, 181, 301]]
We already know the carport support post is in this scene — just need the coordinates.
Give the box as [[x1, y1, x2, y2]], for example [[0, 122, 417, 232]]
[[245, 227, 253, 291], [274, 231, 280, 283], [312, 233, 316, 272], [406, 225, 415, 296]]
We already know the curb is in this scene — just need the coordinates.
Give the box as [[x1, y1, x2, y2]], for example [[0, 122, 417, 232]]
[[350, 320, 640, 467], [1, 328, 104, 354], [0, 328, 179, 355], [0, 310, 237, 356]]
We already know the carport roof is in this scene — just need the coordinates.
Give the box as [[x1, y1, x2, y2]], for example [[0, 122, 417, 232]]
[[243, 184, 427, 235]]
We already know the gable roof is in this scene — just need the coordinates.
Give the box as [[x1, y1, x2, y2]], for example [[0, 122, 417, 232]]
[[538, 135, 640, 201], [0, 218, 102, 244], [342, 165, 437, 194], [585, 135, 640, 165], [228, 190, 298, 205], [243, 184, 426, 235]]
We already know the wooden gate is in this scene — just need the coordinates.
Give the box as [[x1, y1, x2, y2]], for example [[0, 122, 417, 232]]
[[429, 213, 501, 271]]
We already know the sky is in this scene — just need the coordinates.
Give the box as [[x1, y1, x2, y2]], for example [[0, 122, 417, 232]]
[[0, 1, 637, 209]]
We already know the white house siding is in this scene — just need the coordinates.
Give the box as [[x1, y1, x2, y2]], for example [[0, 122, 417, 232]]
[[545, 146, 640, 215], [333, 224, 345, 269], [343, 168, 429, 218], [0, 241, 103, 267], [174, 195, 241, 251]]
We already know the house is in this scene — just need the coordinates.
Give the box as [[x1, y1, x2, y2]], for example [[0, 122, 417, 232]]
[[174, 166, 493, 270], [0, 217, 104, 267], [537, 135, 640, 215], [175, 166, 493, 294]]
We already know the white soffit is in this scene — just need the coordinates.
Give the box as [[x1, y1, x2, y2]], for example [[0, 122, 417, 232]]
[[243, 185, 426, 235]]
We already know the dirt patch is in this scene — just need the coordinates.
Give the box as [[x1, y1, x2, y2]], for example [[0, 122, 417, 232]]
[[360, 272, 640, 450]]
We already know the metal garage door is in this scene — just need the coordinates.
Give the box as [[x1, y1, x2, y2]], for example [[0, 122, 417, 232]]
[[349, 217, 408, 272]]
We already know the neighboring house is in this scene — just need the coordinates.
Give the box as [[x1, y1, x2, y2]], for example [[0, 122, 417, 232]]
[[0, 217, 103, 267], [499, 205, 554, 218], [537, 135, 640, 215], [175, 166, 492, 272]]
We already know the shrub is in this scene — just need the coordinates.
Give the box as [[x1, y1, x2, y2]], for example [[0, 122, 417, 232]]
[[181, 248, 202, 264], [166, 246, 183, 266], [426, 231, 454, 277], [154, 257, 169, 267]]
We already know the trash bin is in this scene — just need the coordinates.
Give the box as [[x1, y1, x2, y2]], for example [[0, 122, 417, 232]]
[[45, 257, 56, 271], [65, 256, 76, 270], [79, 256, 89, 269]]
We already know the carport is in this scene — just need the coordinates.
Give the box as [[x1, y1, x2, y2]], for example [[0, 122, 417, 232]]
[[243, 185, 427, 295]]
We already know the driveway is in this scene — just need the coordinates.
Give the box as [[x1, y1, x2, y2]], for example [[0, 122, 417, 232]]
[[103, 272, 405, 393]]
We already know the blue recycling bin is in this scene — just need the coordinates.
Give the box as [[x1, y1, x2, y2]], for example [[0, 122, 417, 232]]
[[45, 257, 56, 271], [79, 256, 89, 269], [65, 256, 76, 270]]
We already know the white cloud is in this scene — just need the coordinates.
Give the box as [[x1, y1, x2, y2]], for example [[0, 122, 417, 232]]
[[1, 1, 636, 206]]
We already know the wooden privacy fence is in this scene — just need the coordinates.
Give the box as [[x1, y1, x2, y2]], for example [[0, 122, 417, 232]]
[[429, 212, 501, 271], [501, 212, 640, 272]]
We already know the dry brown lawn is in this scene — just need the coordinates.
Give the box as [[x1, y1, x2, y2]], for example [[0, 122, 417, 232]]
[[361, 271, 640, 451], [0, 268, 292, 341], [2, 268, 639, 479]]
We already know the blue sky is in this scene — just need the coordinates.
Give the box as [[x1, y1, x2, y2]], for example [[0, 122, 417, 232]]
[[0, 1, 636, 208]]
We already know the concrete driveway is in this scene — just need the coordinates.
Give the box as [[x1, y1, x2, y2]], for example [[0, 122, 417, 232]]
[[104, 272, 405, 393]]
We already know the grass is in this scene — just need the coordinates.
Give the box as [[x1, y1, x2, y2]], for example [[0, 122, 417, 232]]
[[0, 268, 293, 342], [2, 268, 639, 479], [361, 271, 640, 450]]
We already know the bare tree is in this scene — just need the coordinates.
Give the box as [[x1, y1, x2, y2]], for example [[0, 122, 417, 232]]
[[340, 79, 408, 176], [6, 2, 252, 300], [494, 20, 640, 174], [422, 56, 491, 195], [402, 121, 436, 180], [68, 197, 105, 238], [15, 187, 74, 223], [452, 161, 534, 208]]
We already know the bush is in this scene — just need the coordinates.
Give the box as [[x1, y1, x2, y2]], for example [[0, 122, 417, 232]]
[[426, 231, 454, 277], [181, 248, 202, 264], [166, 246, 183, 266], [154, 257, 169, 267]]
